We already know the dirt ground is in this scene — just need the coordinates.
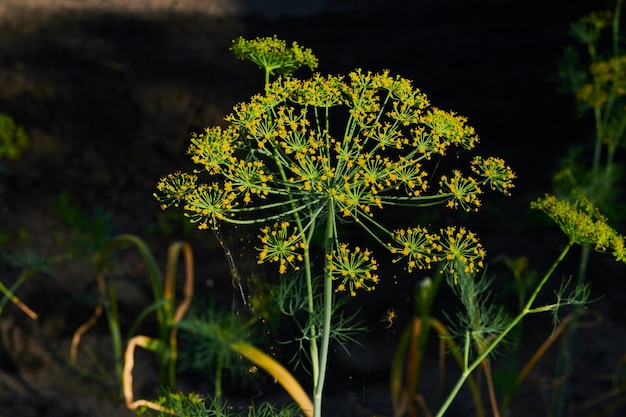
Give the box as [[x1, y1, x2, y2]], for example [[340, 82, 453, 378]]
[[1, 1, 626, 416]]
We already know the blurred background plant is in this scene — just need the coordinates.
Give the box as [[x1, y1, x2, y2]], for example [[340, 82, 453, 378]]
[[0, 112, 36, 325], [0, 112, 29, 212], [53, 191, 115, 259], [552, 1, 626, 414], [70, 235, 193, 406], [0, 113, 29, 161]]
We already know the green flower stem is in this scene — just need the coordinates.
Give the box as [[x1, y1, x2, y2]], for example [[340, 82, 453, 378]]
[[553, 241, 589, 417], [214, 351, 224, 410], [313, 200, 336, 417], [591, 106, 603, 182], [268, 139, 322, 410], [223, 202, 310, 225], [435, 240, 574, 417], [303, 226, 321, 392], [0, 267, 38, 319], [614, 0, 621, 57], [605, 115, 626, 175], [352, 212, 392, 248], [264, 67, 271, 91]]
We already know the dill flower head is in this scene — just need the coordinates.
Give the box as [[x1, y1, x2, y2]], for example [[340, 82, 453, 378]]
[[257, 221, 306, 274], [388, 227, 439, 272], [577, 55, 626, 107], [437, 226, 486, 283], [471, 156, 516, 196], [327, 244, 379, 296], [183, 183, 237, 230], [570, 10, 613, 47], [439, 170, 482, 212], [531, 190, 626, 262], [155, 39, 515, 282], [230, 35, 318, 78], [155, 172, 198, 210], [188, 125, 240, 175]]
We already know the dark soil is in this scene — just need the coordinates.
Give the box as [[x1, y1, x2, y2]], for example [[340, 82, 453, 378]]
[[1, 1, 626, 417]]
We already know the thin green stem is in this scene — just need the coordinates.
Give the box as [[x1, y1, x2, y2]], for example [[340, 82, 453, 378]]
[[350, 211, 392, 248], [591, 107, 604, 180], [435, 241, 574, 417], [0, 267, 38, 317], [380, 193, 452, 204], [552, 242, 590, 417], [221, 203, 310, 226], [613, 0, 621, 57], [214, 352, 224, 410]]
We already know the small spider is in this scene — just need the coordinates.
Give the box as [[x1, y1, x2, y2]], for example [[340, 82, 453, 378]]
[[381, 308, 397, 329]]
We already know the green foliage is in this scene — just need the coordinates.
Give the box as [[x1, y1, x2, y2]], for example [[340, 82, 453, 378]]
[[177, 301, 265, 391], [144, 208, 195, 238], [446, 269, 510, 357], [54, 192, 114, 257], [0, 112, 37, 320], [136, 390, 303, 417], [247, 402, 303, 417], [71, 235, 194, 398], [0, 251, 43, 320], [270, 270, 366, 372], [0, 113, 29, 160], [136, 390, 212, 417]]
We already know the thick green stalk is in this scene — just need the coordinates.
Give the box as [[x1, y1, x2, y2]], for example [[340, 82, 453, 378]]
[[435, 241, 574, 417], [313, 200, 336, 417], [304, 237, 321, 396], [264, 67, 271, 92]]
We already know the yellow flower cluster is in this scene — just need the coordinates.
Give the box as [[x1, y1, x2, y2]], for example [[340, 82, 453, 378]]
[[327, 244, 379, 296], [155, 172, 198, 209], [230, 35, 318, 78], [578, 10, 613, 33], [188, 125, 239, 175], [439, 171, 482, 211], [388, 227, 439, 272], [257, 222, 306, 274], [577, 55, 626, 107], [471, 156, 516, 196], [183, 183, 237, 230], [155, 53, 515, 287], [570, 10, 613, 49], [388, 226, 485, 282], [438, 226, 486, 282], [531, 191, 626, 262]]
